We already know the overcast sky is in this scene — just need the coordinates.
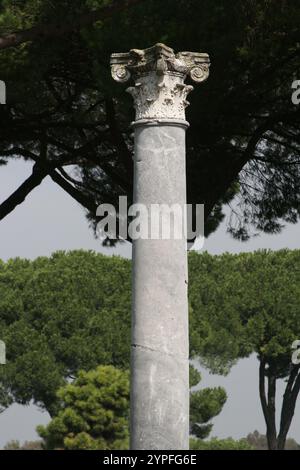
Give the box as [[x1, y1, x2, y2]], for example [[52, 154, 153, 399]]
[[0, 160, 299, 448]]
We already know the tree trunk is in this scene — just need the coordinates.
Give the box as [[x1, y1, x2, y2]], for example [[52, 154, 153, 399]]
[[0, 164, 48, 221], [259, 359, 278, 450], [259, 360, 300, 450], [277, 366, 300, 450], [267, 374, 277, 449]]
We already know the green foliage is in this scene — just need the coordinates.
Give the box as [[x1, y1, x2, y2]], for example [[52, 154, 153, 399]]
[[37, 365, 129, 450], [245, 430, 300, 450], [237, 250, 300, 375], [4, 248, 299, 448], [189, 249, 300, 449], [190, 437, 252, 450], [189, 249, 300, 375], [0, 383, 12, 413], [3, 439, 42, 450], [189, 365, 226, 440], [38, 364, 225, 450], [0, 250, 131, 415], [2, 248, 300, 446], [190, 386, 227, 440], [189, 251, 252, 374], [0, 250, 227, 438], [189, 364, 201, 388]]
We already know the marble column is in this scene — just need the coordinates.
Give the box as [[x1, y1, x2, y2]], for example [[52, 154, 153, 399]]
[[111, 43, 210, 450]]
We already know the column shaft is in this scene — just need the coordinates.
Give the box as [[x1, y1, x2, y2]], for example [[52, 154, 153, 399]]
[[130, 121, 189, 450]]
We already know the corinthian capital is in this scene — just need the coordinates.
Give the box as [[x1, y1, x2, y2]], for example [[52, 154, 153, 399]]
[[110, 43, 210, 121]]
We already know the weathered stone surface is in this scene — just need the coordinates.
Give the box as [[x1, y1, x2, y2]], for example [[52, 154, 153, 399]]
[[0, 340, 6, 364], [111, 43, 210, 121], [130, 122, 189, 450]]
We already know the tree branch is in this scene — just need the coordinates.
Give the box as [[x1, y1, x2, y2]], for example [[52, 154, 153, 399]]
[[277, 366, 300, 450], [49, 170, 97, 215], [105, 98, 133, 180], [259, 359, 278, 449], [267, 371, 277, 449], [0, 163, 48, 221], [259, 358, 269, 424], [0, 0, 145, 50]]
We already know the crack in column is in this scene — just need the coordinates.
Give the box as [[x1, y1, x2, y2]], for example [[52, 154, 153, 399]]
[[131, 343, 188, 361]]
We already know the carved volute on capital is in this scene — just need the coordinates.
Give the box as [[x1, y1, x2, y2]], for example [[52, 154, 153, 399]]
[[110, 43, 210, 121]]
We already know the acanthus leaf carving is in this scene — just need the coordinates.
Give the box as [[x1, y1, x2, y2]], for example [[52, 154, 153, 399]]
[[110, 43, 210, 120]]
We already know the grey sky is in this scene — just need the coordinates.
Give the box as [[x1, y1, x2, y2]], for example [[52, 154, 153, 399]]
[[0, 160, 299, 448]]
